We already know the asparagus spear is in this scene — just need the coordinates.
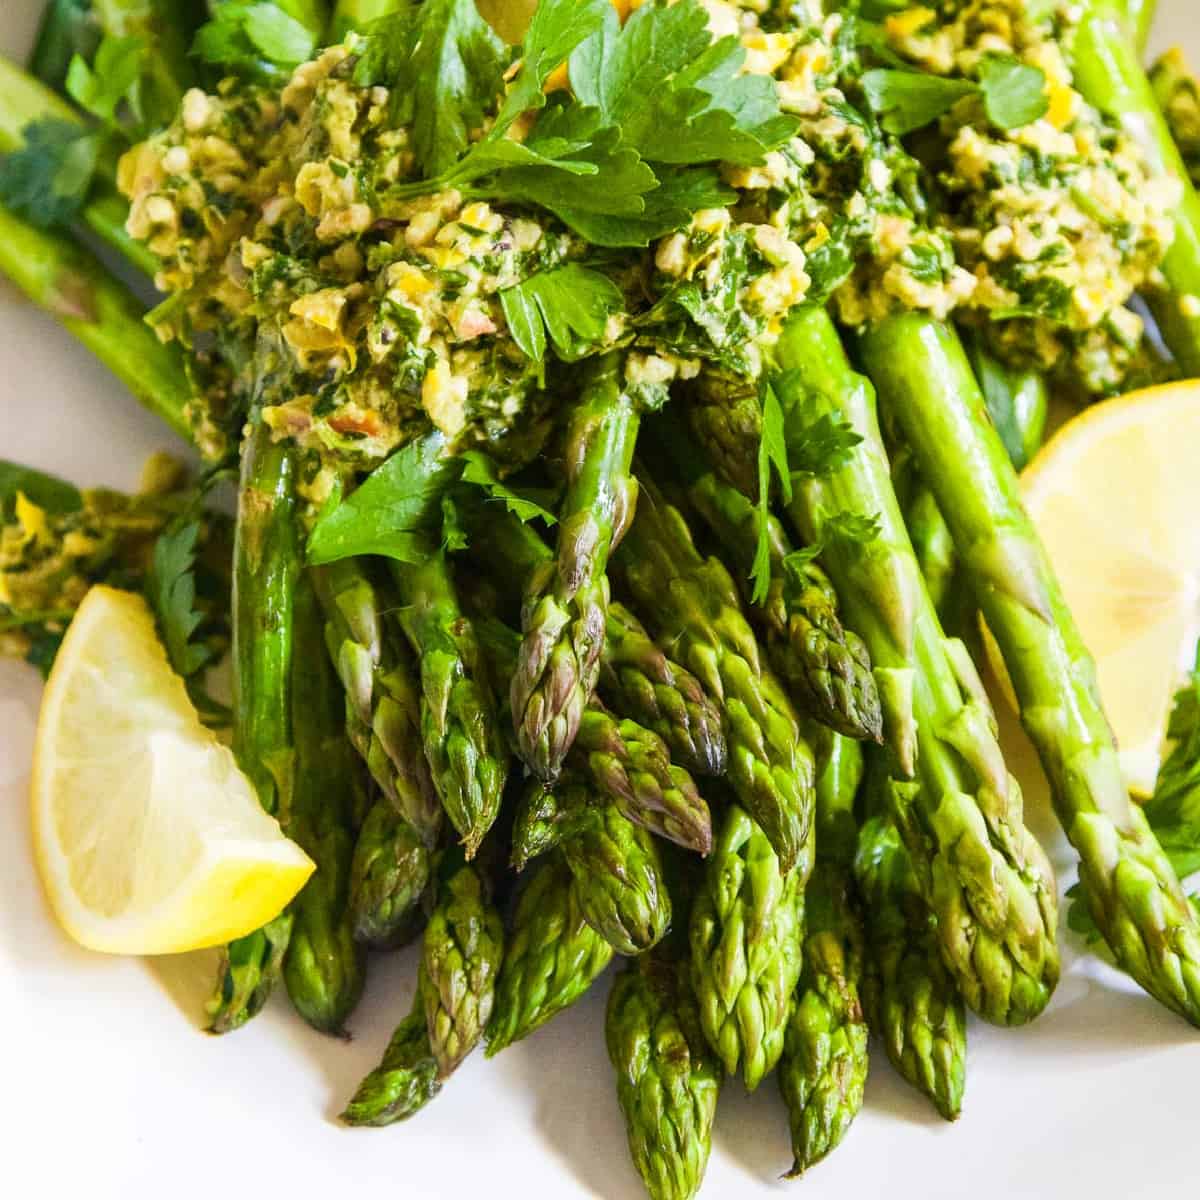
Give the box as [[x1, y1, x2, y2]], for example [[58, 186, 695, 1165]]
[[855, 810, 967, 1122], [572, 706, 713, 857], [341, 995, 442, 1127], [282, 574, 368, 1035], [474, 609, 713, 856], [512, 353, 640, 779], [613, 479, 817, 874], [461, 496, 727, 779], [562, 802, 673, 956], [964, 335, 1049, 477], [861, 313, 1200, 1026], [509, 776, 596, 872], [207, 424, 301, 1033], [313, 559, 441, 844], [767, 306, 1059, 1028], [601, 601, 728, 778], [486, 853, 614, 1054], [1124, 0, 1158, 54], [606, 953, 721, 1200], [390, 552, 509, 858], [891, 336, 1048, 634], [1072, 1, 1200, 373], [690, 803, 807, 1091], [684, 370, 761, 500], [779, 732, 869, 1175], [650, 413, 883, 743], [1151, 47, 1200, 188], [349, 800, 431, 949], [419, 849, 505, 1078], [0, 200, 187, 438]]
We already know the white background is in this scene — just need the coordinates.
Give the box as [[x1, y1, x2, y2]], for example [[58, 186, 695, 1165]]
[[1, 4, 1198, 1198]]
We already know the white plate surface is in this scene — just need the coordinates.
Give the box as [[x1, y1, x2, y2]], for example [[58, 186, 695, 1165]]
[[2, 5, 1198, 1198]]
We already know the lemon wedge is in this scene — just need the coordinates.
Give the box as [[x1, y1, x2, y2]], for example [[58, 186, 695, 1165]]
[[31, 586, 313, 954], [1013, 382, 1200, 795]]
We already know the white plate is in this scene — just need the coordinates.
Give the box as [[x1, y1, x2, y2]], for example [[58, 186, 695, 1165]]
[[2, 6, 1198, 1198]]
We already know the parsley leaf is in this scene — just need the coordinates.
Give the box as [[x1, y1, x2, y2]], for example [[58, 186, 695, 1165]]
[[978, 56, 1049, 130], [441, 492, 469, 551], [781, 544, 823, 579], [1144, 651, 1200, 832], [408, 0, 509, 178], [861, 69, 975, 136], [751, 378, 792, 605], [193, 2, 318, 82], [862, 58, 1047, 136], [398, 0, 784, 246], [352, 9, 419, 90], [500, 264, 624, 362], [0, 460, 83, 514], [787, 413, 862, 480], [825, 511, 882, 546], [459, 451, 559, 524], [1069, 644, 1200, 940], [66, 31, 183, 139], [489, 0, 610, 140], [65, 35, 145, 129], [146, 520, 212, 678], [306, 433, 461, 564], [0, 119, 101, 229], [569, 0, 796, 165]]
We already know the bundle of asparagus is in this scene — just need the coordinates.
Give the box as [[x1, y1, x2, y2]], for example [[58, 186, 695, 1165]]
[[6, 1, 1200, 1197]]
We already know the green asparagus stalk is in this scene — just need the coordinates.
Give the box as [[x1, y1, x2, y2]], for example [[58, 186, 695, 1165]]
[[313, 559, 441, 844], [855, 808, 967, 1122], [601, 600, 728, 778], [572, 705, 713, 857], [1072, 2, 1200, 374], [475, 610, 714, 856], [207, 424, 301, 1033], [0, 200, 187, 438], [690, 803, 807, 1090], [892, 334, 1048, 632], [606, 954, 721, 1200], [613, 480, 817, 874], [768, 306, 1059, 1027], [341, 994, 442, 1126], [861, 313, 1200, 1027], [779, 733, 868, 1175], [282, 574, 368, 1035], [512, 353, 640, 779], [1151, 47, 1200, 188], [419, 850, 505, 1077], [390, 552, 509, 858], [562, 802, 673, 956], [486, 853, 615, 1054], [461, 496, 727, 780], [963, 334, 1049, 476], [684, 370, 761, 500], [1124, 0, 1158, 54], [349, 800, 431, 949], [509, 776, 596, 872], [651, 412, 883, 742]]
